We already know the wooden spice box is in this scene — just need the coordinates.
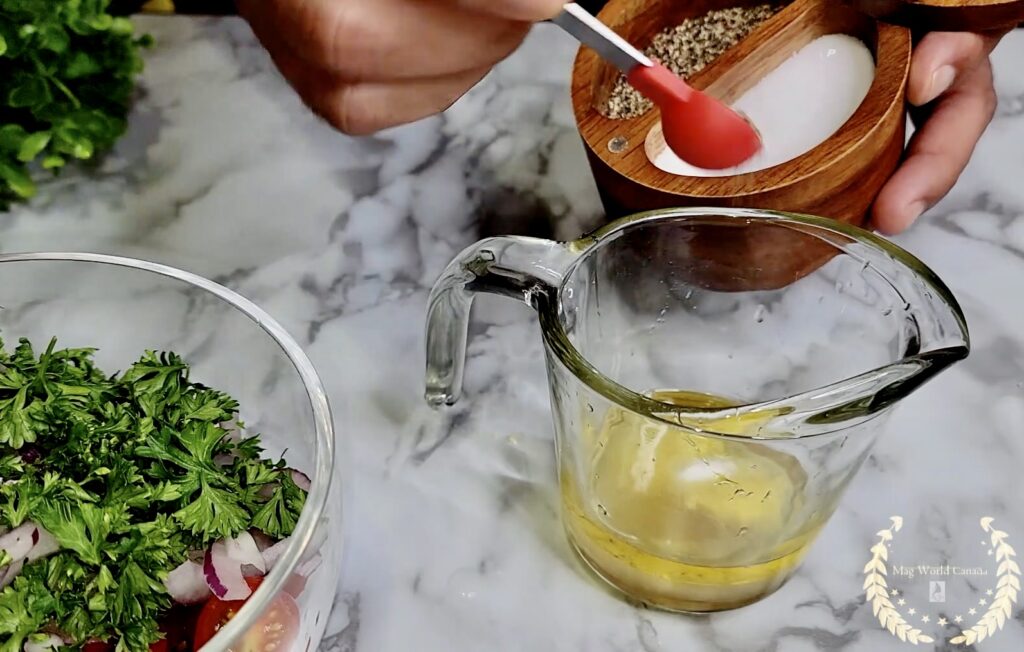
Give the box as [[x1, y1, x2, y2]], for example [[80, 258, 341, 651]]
[[569, 0, 1024, 288], [571, 0, 912, 230]]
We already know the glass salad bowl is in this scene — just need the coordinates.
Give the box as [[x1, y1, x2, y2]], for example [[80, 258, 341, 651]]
[[0, 253, 343, 652]]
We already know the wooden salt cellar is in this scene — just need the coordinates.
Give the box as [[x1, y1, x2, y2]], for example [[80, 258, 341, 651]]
[[570, 0, 910, 289], [570, 0, 1024, 289], [571, 0, 912, 229]]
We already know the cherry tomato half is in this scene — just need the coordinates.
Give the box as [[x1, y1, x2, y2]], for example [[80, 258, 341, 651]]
[[161, 605, 203, 652], [194, 576, 301, 652]]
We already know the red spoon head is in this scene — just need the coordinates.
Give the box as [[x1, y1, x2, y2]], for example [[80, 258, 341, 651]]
[[627, 63, 762, 170]]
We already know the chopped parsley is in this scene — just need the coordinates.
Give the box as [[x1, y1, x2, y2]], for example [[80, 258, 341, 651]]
[[0, 337, 306, 651], [0, 1, 152, 210]]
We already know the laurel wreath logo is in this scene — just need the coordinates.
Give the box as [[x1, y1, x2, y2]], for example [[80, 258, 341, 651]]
[[864, 516, 934, 645], [949, 517, 1020, 645], [863, 516, 1020, 646]]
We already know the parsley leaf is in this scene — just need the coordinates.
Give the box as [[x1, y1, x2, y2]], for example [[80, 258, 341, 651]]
[[34, 501, 115, 566], [174, 477, 250, 540], [250, 471, 306, 539], [0, 574, 58, 652], [0, 386, 37, 449]]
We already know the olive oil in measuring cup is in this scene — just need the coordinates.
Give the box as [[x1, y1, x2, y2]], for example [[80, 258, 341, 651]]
[[561, 390, 825, 612]]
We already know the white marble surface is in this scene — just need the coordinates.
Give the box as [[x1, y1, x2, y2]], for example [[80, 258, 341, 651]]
[[2, 16, 1024, 652]]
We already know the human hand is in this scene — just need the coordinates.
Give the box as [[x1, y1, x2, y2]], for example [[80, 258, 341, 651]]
[[871, 30, 1009, 235], [237, 0, 563, 135]]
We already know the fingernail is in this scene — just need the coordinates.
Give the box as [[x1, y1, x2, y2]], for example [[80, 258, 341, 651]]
[[921, 66, 956, 105]]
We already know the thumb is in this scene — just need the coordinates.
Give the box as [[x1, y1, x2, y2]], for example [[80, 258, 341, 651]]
[[907, 30, 1006, 106]]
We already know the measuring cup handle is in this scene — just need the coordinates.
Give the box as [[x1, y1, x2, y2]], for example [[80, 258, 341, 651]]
[[425, 235, 578, 408]]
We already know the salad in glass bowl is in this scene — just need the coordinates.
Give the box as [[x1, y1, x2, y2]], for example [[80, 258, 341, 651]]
[[0, 254, 343, 652]]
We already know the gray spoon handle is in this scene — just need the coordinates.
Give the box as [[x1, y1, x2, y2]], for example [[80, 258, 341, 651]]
[[550, 2, 652, 73]]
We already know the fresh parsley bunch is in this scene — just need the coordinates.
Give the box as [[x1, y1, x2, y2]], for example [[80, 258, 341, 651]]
[[0, 338, 306, 652], [0, 0, 150, 209]]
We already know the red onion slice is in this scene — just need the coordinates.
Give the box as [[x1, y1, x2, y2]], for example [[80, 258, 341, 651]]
[[23, 634, 64, 652], [0, 523, 60, 575], [289, 469, 311, 492], [204, 541, 253, 601], [26, 527, 59, 562], [241, 564, 265, 578], [0, 523, 37, 562], [165, 560, 213, 605], [261, 537, 291, 571], [224, 532, 266, 574]]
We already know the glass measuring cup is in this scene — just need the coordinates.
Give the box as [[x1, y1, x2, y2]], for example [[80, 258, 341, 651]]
[[424, 208, 969, 612]]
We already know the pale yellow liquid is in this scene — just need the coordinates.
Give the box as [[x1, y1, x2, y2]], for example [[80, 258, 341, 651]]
[[562, 390, 824, 612]]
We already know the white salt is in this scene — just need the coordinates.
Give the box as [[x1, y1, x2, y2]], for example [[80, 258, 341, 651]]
[[646, 34, 876, 177]]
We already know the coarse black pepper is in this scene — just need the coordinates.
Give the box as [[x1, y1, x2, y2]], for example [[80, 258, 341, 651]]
[[602, 5, 782, 120]]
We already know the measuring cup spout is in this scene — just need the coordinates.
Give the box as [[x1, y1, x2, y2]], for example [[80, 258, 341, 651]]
[[729, 237, 971, 437], [830, 236, 970, 418], [870, 289, 970, 409], [424, 236, 578, 407]]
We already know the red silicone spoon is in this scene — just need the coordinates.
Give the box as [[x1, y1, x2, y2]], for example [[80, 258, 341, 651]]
[[553, 3, 761, 170]]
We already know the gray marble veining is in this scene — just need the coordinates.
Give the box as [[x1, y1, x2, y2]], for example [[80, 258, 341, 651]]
[[2, 16, 1023, 652]]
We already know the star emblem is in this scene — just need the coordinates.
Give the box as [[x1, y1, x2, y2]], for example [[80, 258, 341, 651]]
[[891, 589, 900, 596], [938, 617, 948, 626], [988, 549, 994, 556], [955, 615, 964, 623], [979, 598, 987, 605], [982, 539, 988, 545], [921, 615, 930, 623], [969, 608, 977, 615], [986, 589, 993, 596], [908, 608, 917, 615], [898, 598, 906, 606]]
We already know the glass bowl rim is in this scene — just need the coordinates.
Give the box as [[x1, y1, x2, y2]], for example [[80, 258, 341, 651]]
[[0, 251, 336, 651]]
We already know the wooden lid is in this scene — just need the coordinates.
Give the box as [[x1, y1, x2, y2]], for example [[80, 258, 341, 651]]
[[843, 0, 1024, 31]]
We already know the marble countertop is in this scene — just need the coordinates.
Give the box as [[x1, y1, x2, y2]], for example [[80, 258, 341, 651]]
[[3, 17, 1024, 652]]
